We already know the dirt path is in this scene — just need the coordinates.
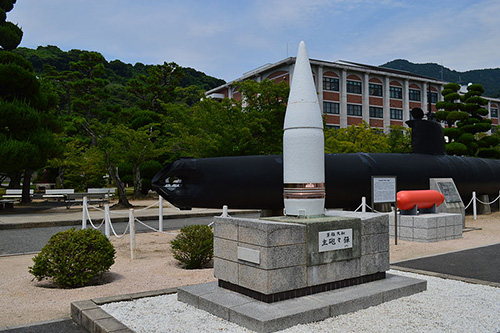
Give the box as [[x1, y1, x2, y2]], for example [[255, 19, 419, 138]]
[[1, 213, 499, 329]]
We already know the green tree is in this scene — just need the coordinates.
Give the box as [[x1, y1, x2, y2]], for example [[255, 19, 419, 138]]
[[436, 83, 496, 157], [0, 0, 22, 51], [49, 140, 107, 191], [167, 98, 248, 158], [325, 122, 390, 153], [77, 119, 131, 207], [387, 125, 412, 153], [126, 62, 184, 112], [69, 51, 110, 118], [106, 124, 164, 197], [236, 79, 289, 155], [48, 51, 132, 206], [0, 1, 60, 202], [167, 79, 288, 159]]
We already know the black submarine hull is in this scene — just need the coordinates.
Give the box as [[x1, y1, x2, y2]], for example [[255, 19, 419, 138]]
[[152, 153, 500, 210]]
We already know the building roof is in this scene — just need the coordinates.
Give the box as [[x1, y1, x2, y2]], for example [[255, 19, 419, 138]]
[[206, 57, 447, 95]]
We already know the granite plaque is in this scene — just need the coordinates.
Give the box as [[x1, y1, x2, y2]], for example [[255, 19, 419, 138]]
[[437, 181, 462, 203]]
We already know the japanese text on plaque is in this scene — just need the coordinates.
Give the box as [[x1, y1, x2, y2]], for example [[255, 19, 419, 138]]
[[318, 229, 353, 252]]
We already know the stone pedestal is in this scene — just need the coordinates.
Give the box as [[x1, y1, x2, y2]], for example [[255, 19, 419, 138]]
[[178, 211, 426, 332], [213, 212, 389, 302], [390, 213, 462, 242]]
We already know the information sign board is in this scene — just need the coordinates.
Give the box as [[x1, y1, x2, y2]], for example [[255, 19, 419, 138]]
[[372, 176, 397, 203]]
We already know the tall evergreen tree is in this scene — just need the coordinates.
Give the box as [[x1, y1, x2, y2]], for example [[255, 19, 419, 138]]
[[435, 83, 498, 157], [0, 0, 60, 202]]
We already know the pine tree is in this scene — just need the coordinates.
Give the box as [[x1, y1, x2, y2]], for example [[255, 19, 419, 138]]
[[0, 0, 60, 202]]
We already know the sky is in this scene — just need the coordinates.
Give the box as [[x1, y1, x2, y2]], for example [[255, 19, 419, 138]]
[[7, 0, 500, 82]]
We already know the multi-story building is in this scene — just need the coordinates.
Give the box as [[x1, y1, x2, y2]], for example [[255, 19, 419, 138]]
[[206, 57, 500, 131]]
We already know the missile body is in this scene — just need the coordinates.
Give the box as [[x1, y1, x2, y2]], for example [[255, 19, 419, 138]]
[[283, 41, 325, 217]]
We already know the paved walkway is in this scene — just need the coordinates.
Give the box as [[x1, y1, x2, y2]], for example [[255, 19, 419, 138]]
[[393, 243, 500, 285]]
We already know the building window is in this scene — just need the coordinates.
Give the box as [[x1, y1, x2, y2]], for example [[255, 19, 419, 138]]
[[369, 83, 383, 97], [409, 89, 421, 101], [390, 108, 403, 120], [323, 77, 339, 91], [369, 106, 383, 118], [347, 104, 362, 116], [390, 86, 402, 99], [428, 91, 438, 104], [326, 124, 340, 129], [347, 80, 362, 94], [323, 101, 340, 114], [491, 108, 499, 118]]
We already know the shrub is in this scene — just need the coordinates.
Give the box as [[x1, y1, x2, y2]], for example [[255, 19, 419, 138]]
[[446, 142, 468, 156], [171, 225, 213, 269], [477, 148, 500, 159], [29, 228, 115, 288]]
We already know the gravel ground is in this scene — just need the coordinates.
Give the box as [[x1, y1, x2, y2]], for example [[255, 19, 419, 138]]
[[102, 270, 500, 333]]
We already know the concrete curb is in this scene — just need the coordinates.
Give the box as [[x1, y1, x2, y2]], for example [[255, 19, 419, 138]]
[[71, 288, 177, 333], [0, 317, 75, 332]]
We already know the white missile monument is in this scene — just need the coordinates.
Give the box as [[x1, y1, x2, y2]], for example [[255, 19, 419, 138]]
[[177, 41, 426, 332], [283, 41, 325, 217]]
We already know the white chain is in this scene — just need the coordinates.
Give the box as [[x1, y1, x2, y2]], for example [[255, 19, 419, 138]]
[[134, 218, 178, 236]]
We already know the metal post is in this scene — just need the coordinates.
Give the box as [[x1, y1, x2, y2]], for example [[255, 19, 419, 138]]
[[104, 204, 111, 238], [361, 196, 366, 213], [82, 196, 88, 229], [129, 209, 136, 260], [394, 206, 398, 245], [472, 191, 477, 220], [159, 196, 164, 232]]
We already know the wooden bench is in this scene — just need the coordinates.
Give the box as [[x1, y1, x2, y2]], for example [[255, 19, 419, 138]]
[[43, 189, 75, 200], [2, 189, 34, 200], [64, 193, 110, 209]]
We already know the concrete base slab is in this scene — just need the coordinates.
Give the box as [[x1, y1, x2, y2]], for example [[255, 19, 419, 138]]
[[178, 273, 426, 333]]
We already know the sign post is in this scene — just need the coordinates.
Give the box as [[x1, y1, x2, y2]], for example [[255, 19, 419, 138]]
[[372, 176, 398, 244]]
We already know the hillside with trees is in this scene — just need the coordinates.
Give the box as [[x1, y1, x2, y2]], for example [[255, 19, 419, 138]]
[[380, 59, 500, 98], [14, 45, 226, 90]]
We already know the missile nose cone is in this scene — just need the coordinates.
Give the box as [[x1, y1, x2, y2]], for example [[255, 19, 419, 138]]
[[284, 41, 323, 130]]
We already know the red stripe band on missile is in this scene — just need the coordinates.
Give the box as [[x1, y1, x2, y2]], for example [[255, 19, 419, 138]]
[[283, 183, 326, 199]]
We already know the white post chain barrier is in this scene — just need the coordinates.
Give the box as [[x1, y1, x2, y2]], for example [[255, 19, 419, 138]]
[[476, 193, 500, 205], [361, 196, 367, 213], [129, 209, 136, 260], [104, 204, 111, 239], [159, 196, 164, 232], [82, 196, 88, 229], [472, 191, 477, 221]]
